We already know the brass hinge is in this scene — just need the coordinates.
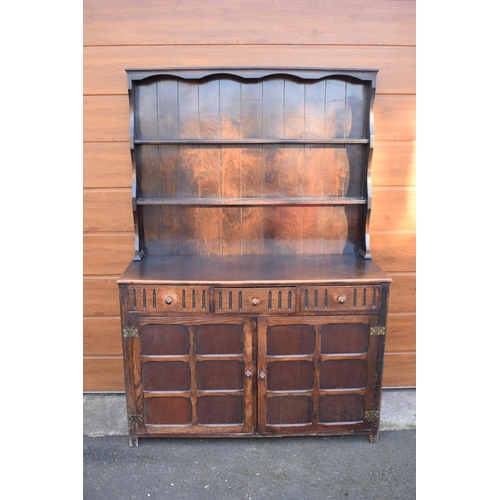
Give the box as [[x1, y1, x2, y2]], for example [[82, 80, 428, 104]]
[[123, 327, 139, 338], [370, 326, 386, 336], [365, 411, 379, 420], [129, 415, 143, 424]]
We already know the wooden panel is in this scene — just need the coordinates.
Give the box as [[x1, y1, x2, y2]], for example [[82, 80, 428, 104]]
[[386, 274, 416, 314], [82, 141, 416, 194], [83, 352, 416, 390], [83, 318, 122, 356], [83, 96, 129, 142], [141, 325, 190, 355], [84, 278, 120, 316], [84, 45, 415, 96], [84, 234, 135, 275], [370, 232, 415, 272], [83, 357, 125, 391], [383, 353, 416, 387], [83, 190, 133, 232], [83, 0, 415, 46], [84, 142, 131, 188], [83, 95, 415, 143], [83, 0, 417, 392], [372, 141, 416, 187], [386, 314, 416, 352], [375, 95, 416, 141], [370, 188, 416, 232]]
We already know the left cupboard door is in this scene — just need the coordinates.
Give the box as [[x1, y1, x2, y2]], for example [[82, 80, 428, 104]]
[[124, 316, 256, 438]]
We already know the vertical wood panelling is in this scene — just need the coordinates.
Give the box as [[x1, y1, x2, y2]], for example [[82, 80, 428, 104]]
[[83, 0, 416, 390]]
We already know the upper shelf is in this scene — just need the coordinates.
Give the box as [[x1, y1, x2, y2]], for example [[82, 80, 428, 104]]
[[131, 74, 372, 145]]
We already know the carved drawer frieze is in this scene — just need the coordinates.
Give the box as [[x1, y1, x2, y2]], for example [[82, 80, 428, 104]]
[[300, 286, 381, 313], [213, 287, 296, 314]]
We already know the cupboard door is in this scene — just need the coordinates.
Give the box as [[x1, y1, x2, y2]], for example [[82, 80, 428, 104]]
[[257, 316, 379, 435], [136, 317, 255, 435]]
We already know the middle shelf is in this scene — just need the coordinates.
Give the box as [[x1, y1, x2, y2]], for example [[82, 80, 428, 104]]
[[136, 197, 368, 206]]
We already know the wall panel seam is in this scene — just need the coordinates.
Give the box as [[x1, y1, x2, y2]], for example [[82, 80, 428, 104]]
[[84, 275, 121, 279], [83, 43, 416, 49], [84, 356, 123, 360]]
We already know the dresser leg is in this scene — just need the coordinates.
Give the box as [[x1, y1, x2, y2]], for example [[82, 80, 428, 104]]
[[369, 433, 379, 443], [129, 435, 139, 447]]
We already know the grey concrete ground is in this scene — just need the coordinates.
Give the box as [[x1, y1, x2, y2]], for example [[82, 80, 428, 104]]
[[83, 389, 416, 499]]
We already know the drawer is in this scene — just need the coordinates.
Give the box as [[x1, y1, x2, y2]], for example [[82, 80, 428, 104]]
[[128, 286, 210, 313], [214, 287, 296, 314], [299, 285, 381, 313]]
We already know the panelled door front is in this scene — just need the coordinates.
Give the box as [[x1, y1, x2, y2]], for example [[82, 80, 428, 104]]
[[133, 316, 255, 436], [257, 316, 380, 435]]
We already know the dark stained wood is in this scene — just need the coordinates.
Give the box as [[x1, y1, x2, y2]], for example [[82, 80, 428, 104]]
[[117, 68, 392, 444], [118, 254, 391, 285], [84, 96, 416, 144]]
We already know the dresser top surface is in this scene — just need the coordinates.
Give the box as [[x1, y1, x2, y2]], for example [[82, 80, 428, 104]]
[[117, 254, 391, 285]]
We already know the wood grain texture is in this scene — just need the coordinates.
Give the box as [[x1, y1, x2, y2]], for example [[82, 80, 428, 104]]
[[83, 140, 416, 188], [83, 0, 416, 390], [82, 352, 416, 391], [370, 232, 415, 272], [83, 191, 133, 232], [84, 234, 135, 274], [83, 95, 416, 143], [386, 274, 416, 313], [385, 314, 416, 352], [84, 278, 120, 317], [84, 142, 132, 188], [83, 187, 414, 236], [83, 96, 129, 142], [84, 45, 415, 96], [370, 188, 416, 232], [383, 353, 416, 387], [371, 141, 416, 187], [83, 0, 415, 46], [84, 318, 122, 356], [374, 95, 416, 140], [83, 357, 125, 391]]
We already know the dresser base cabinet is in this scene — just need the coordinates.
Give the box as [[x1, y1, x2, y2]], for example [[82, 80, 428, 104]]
[[118, 255, 390, 446]]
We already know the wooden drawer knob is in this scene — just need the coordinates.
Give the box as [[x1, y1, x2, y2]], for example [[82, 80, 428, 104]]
[[165, 296, 173, 305], [337, 295, 346, 304], [252, 298, 260, 306]]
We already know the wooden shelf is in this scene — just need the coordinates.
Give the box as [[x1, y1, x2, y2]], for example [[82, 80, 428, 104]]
[[136, 197, 368, 206], [135, 138, 369, 145]]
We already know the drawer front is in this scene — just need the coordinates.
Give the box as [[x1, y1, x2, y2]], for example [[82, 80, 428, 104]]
[[300, 286, 381, 313], [128, 286, 210, 313], [213, 287, 296, 314]]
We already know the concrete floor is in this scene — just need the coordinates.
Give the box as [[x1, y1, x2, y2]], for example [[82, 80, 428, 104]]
[[83, 389, 416, 499]]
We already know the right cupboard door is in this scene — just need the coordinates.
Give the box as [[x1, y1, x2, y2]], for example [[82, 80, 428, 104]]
[[257, 315, 382, 435]]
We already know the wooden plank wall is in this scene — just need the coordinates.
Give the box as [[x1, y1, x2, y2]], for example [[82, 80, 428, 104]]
[[83, 0, 416, 391]]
